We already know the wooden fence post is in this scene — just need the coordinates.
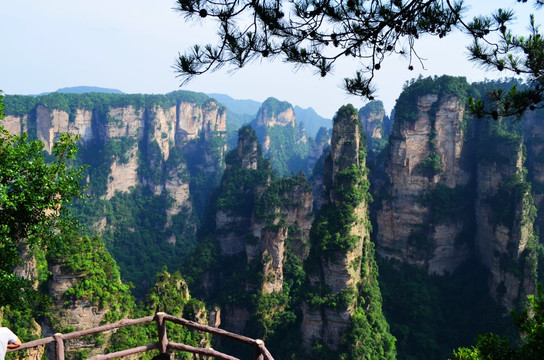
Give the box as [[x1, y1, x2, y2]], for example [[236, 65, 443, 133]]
[[155, 312, 168, 354], [54, 333, 65, 360], [254, 339, 264, 360]]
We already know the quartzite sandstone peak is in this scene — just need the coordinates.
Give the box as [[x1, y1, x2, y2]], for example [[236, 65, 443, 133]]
[[374, 76, 538, 310], [302, 104, 395, 359]]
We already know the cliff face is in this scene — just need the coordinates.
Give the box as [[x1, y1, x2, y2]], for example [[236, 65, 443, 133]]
[[376, 93, 471, 274], [525, 109, 544, 241], [212, 126, 314, 335], [2, 91, 227, 297], [3, 92, 225, 199], [197, 117, 394, 359], [45, 263, 111, 359], [474, 120, 537, 309], [359, 100, 392, 141], [254, 99, 296, 130], [301, 105, 395, 359], [374, 76, 537, 309], [41, 233, 134, 360], [250, 97, 316, 176], [302, 105, 366, 347]]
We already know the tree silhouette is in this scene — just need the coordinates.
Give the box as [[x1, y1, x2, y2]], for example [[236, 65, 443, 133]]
[[174, 0, 543, 117]]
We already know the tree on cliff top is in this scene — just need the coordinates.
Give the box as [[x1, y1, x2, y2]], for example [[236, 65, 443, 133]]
[[0, 92, 86, 309], [174, 0, 543, 118]]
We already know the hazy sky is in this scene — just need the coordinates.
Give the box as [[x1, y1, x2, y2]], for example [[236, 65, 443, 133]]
[[1, 1, 540, 118]]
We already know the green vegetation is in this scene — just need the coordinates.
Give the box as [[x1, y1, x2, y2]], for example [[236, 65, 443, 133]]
[[395, 76, 475, 123], [421, 183, 470, 224], [304, 105, 396, 360], [72, 187, 196, 299], [1, 92, 138, 359], [259, 97, 292, 117], [486, 172, 533, 228], [360, 100, 385, 119], [5, 69, 544, 360], [185, 130, 226, 219], [4, 90, 226, 298], [249, 98, 321, 176], [182, 126, 313, 359], [418, 151, 443, 175], [379, 258, 514, 360], [108, 269, 210, 360], [0, 124, 85, 309], [254, 173, 310, 220], [359, 100, 392, 156], [47, 230, 134, 321], [3, 90, 211, 118], [453, 283, 544, 360]]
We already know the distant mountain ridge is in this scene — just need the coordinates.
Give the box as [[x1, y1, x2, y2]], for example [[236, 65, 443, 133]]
[[56, 86, 124, 94], [207, 93, 261, 116], [208, 93, 332, 138], [294, 105, 332, 137]]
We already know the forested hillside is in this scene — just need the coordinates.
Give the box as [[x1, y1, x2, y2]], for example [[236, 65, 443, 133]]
[[2, 75, 544, 359]]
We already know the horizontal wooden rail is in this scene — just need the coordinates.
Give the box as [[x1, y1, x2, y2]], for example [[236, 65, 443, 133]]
[[168, 342, 240, 360], [7, 312, 274, 360], [7, 336, 56, 352], [162, 313, 258, 345], [88, 343, 158, 360]]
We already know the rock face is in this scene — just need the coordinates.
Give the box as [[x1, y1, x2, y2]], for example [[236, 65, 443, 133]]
[[376, 93, 471, 274], [45, 264, 110, 359], [374, 76, 537, 309], [40, 232, 134, 360], [525, 109, 544, 239], [302, 106, 366, 348], [250, 97, 315, 176], [254, 98, 296, 130], [474, 120, 536, 309], [301, 105, 395, 358], [359, 100, 392, 141], [212, 126, 314, 335], [2, 91, 227, 296], [3, 91, 225, 202], [254, 97, 296, 155]]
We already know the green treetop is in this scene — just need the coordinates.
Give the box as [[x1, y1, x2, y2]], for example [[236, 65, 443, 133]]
[[0, 92, 86, 310], [453, 283, 544, 360]]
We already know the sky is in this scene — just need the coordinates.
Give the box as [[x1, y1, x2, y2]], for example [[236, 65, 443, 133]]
[[0, 1, 541, 119]]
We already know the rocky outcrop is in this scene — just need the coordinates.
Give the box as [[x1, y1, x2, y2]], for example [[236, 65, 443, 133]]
[[474, 120, 536, 309], [1, 91, 227, 300], [301, 105, 395, 357], [2, 92, 226, 201], [210, 125, 314, 336], [255, 98, 296, 130], [375, 76, 537, 310], [359, 100, 392, 141], [44, 264, 111, 359], [302, 105, 366, 348], [376, 93, 471, 274], [250, 97, 314, 176], [524, 109, 544, 236]]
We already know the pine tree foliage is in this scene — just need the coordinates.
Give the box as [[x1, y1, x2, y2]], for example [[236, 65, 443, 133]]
[[174, 0, 542, 115], [466, 1, 544, 118]]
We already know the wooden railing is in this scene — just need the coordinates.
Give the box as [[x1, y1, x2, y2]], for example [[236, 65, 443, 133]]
[[7, 312, 274, 360]]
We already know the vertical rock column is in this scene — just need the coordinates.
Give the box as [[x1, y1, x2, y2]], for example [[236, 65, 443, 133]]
[[301, 105, 395, 359], [475, 120, 537, 309]]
